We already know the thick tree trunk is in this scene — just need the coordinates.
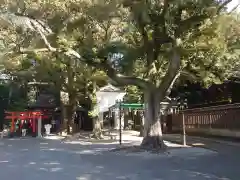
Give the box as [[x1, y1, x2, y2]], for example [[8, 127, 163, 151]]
[[140, 47, 181, 149], [91, 81, 103, 139], [92, 116, 104, 139], [65, 58, 77, 134], [141, 91, 166, 149], [60, 102, 68, 132], [67, 94, 77, 134], [66, 106, 76, 134], [139, 112, 144, 137]]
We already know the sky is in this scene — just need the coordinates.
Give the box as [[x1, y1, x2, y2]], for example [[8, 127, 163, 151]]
[[227, 0, 240, 12]]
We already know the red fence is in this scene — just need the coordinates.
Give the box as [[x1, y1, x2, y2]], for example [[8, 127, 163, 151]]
[[171, 103, 240, 131]]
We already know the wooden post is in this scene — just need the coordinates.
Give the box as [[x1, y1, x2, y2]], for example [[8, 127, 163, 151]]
[[11, 112, 15, 133], [119, 101, 122, 145], [32, 114, 36, 133], [209, 112, 212, 129], [182, 112, 186, 146]]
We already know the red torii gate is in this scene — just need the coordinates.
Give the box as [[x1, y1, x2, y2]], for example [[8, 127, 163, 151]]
[[5, 111, 48, 134]]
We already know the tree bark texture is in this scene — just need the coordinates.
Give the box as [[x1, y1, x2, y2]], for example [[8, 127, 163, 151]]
[[92, 81, 103, 139], [60, 102, 68, 132], [139, 112, 144, 137], [67, 93, 77, 134], [92, 116, 103, 139], [141, 91, 166, 149], [140, 47, 180, 149], [66, 59, 77, 134]]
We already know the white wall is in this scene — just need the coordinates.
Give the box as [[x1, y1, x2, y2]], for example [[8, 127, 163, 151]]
[[96, 92, 125, 112]]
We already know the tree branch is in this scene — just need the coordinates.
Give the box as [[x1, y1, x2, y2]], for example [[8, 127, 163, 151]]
[[30, 21, 54, 51], [6, 46, 81, 62], [157, 43, 181, 100], [217, 0, 233, 14], [19, 48, 51, 53], [10, 40, 154, 90], [86, 58, 155, 89], [176, 15, 208, 37], [1, 10, 171, 92], [228, 4, 239, 13], [4, 22, 153, 91], [137, 16, 150, 56], [151, 0, 172, 62], [165, 70, 181, 98]]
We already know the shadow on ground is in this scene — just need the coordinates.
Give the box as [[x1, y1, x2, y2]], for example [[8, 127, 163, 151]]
[[0, 137, 239, 180]]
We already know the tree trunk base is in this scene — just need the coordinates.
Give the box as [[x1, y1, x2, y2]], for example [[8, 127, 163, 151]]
[[139, 126, 144, 137], [141, 135, 167, 150], [91, 133, 104, 140]]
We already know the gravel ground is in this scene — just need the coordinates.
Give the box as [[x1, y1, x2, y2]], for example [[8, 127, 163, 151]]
[[0, 135, 239, 180]]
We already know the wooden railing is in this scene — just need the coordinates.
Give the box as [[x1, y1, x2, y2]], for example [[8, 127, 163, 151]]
[[171, 103, 240, 130]]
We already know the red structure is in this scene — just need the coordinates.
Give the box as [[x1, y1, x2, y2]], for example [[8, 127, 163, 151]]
[[5, 111, 48, 134]]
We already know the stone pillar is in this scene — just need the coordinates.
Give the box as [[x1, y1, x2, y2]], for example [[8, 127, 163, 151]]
[[37, 117, 42, 137]]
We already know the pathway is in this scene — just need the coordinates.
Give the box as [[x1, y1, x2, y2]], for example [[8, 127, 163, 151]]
[[0, 136, 239, 180]]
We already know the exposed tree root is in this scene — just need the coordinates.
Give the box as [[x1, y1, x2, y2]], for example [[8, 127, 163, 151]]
[[141, 135, 167, 150]]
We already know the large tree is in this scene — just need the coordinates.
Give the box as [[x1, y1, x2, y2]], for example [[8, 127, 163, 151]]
[[0, 0, 238, 148], [12, 53, 107, 134], [0, 1, 108, 135], [76, 0, 237, 148]]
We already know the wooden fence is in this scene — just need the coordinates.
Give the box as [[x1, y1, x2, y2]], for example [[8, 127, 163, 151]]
[[170, 103, 240, 137]]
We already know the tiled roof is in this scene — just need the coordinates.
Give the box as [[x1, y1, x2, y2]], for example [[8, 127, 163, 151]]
[[98, 84, 123, 92]]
